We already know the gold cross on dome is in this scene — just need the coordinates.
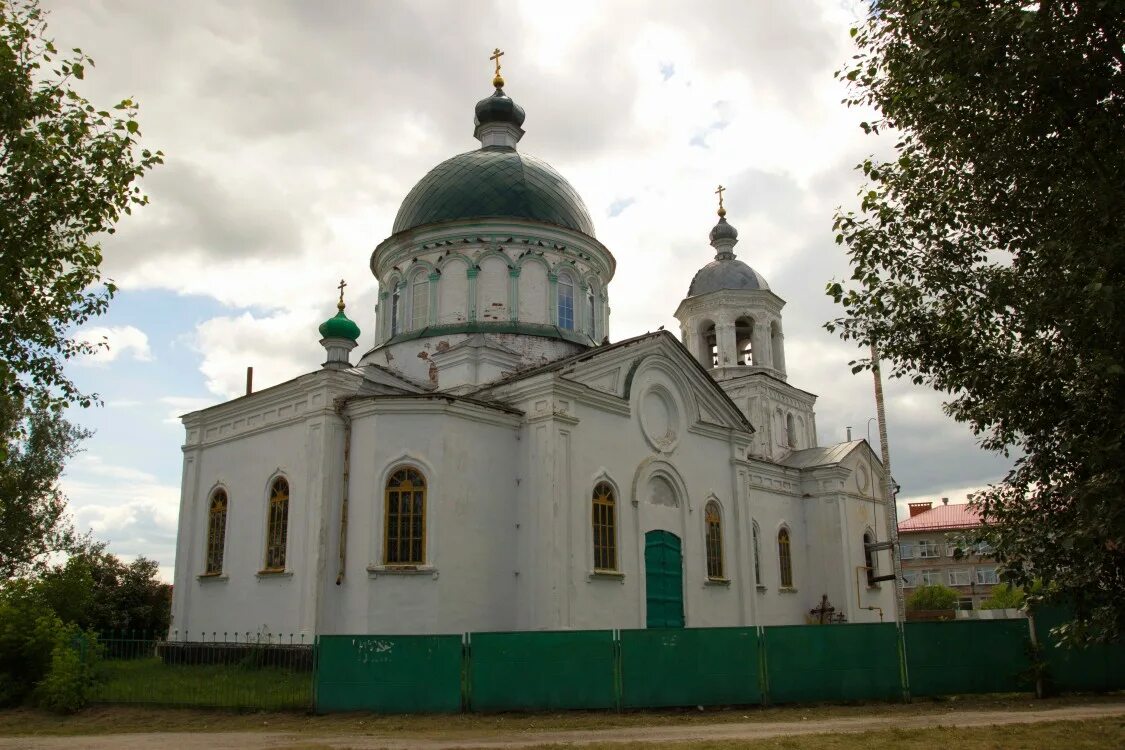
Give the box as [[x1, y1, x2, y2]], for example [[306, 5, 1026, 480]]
[[336, 279, 347, 310], [715, 185, 727, 217], [490, 47, 505, 87]]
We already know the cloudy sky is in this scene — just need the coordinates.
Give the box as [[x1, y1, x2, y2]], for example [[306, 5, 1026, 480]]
[[45, 0, 1011, 580]]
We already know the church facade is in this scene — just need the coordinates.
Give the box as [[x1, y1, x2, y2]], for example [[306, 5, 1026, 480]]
[[169, 66, 896, 639]]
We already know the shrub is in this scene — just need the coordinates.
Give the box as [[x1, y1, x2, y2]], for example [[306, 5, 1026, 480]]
[[33, 629, 99, 713], [907, 584, 958, 611], [981, 582, 1026, 610], [0, 582, 100, 711]]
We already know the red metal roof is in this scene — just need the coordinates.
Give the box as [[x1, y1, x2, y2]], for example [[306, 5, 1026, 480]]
[[898, 502, 981, 532]]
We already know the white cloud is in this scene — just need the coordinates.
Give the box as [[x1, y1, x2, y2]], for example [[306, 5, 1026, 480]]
[[192, 309, 332, 400], [60, 457, 181, 582], [160, 396, 222, 425], [72, 325, 153, 365]]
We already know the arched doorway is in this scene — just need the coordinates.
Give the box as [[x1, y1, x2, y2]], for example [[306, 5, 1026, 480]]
[[644, 530, 684, 628]]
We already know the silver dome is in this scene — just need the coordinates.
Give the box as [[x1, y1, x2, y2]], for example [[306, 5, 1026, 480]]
[[687, 258, 769, 296]]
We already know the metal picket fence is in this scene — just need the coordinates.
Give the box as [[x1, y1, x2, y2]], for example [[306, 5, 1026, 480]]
[[89, 630, 314, 710]]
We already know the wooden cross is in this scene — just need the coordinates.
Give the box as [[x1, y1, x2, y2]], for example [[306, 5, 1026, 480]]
[[336, 279, 347, 309], [490, 48, 504, 77]]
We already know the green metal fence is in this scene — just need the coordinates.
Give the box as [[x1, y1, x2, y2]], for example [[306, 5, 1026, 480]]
[[620, 627, 761, 708], [763, 623, 902, 704], [905, 619, 1030, 696], [90, 617, 1124, 714], [1034, 608, 1125, 693], [315, 634, 462, 713], [467, 630, 617, 711], [90, 631, 314, 710]]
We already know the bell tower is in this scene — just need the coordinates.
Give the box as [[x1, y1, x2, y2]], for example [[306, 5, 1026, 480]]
[[674, 190, 814, 459]]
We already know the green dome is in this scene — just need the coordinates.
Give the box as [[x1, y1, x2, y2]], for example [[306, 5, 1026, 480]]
[[392, 148, 596, 237], [319, 309, 360, 342]]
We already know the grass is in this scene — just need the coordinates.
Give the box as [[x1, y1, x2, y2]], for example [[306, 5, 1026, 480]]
[[1, 693, 1121, 737], [90, 657, 312, 710]]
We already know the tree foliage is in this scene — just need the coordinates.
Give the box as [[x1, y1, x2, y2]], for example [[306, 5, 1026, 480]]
[[37, 549, 171, 635], [0, 390, 89, 579], [980, 582, 1026, 611], [906, 584, 958, 612], [830, 1, 1124, 642], [0, 0, 162, 409], [0, 580, 99, 712]]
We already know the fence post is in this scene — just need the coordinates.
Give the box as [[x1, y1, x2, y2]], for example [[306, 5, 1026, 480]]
[[613, 629, 622, 712], [758, 625, 770, 706], [897, 622, 911, 702], [462, 632, 471, 713]]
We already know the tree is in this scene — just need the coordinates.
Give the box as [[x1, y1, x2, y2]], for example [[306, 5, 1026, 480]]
[[1, 0, 162, 409], [37, 549, 171, 635], [829, 1, 1124, 643], [906, 584, 958, 612], [980, 582, 1026, 611], [0, 389, 89, 579]]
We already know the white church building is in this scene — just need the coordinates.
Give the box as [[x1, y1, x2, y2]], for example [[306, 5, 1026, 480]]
[[169, 64, 896, 639]]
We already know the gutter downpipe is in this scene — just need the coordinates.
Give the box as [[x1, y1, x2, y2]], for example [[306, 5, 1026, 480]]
[[335, 397, 353, 586]]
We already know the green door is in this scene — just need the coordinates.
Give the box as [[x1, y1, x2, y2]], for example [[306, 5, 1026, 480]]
[[645, 530, 684, 628]]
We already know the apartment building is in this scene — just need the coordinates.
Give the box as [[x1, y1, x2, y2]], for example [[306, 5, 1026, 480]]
[[898, 499, 999, 610]]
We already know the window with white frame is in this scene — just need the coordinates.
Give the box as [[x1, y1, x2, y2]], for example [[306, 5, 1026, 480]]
[[557, 274, 575, 330], [975, 566, 999, 585], [945, 539, 960, 557], [948, 569, 971, 586], [917, 540, 941, 558], [901, 570, 920, 588], [899, 541, 916, 560], [956, 597, 974, 611], [921, 568, 943, 585]]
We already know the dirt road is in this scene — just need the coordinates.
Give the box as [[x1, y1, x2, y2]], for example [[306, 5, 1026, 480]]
[[3, 702, 1124, 749]]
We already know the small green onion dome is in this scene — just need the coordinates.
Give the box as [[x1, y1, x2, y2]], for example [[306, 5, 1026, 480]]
[[319, 308, 360, 342], [474, 87, 526, 129]]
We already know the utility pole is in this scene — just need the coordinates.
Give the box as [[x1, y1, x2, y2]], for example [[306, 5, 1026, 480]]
[[871, 342, 905, 623]]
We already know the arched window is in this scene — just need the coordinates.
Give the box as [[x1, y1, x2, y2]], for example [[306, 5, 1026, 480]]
[[390, 287, 401, 336], [700, 321, 718, 367], [786, 413, 797, 449], [863, 530, 877, 586], [778, 527, 793, 588], [752, 520, 762, 586], [557, 274, 575, 330], [410, 273, 429, 330], [385, 467, 426, 565], [705, 501, 724, 579], [735, 316, 754, 366], [205, 489, 227, 575], [265, 478, 289, 571], [592, 482, 616, 571]]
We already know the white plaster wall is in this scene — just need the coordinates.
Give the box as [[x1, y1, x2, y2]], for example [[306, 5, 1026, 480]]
[[518, 260, 549, 321], [322, 403, 521, 635], [476, 255, 509, 321], [364, 333, 584, 387], [507, 363, 752, 631], [438, 258, 470, 325], [171, 415, 321, 640], [743, 488, 811, 625]]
